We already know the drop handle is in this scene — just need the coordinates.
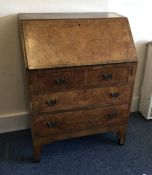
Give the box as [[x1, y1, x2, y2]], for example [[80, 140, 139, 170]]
[[107, 111, 117, 120], [55, 77, 66, 85], [46, 99, 56, 106], [110, 91, 120, 98], [102, 73, 112, 80], [47, 121, 57, 128]]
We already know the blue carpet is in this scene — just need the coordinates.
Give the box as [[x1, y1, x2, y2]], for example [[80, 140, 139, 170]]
[[0, 112, 152, 175]]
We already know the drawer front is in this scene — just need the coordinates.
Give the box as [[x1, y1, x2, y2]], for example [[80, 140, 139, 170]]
[[29, 69, 84, 92], [31, 85, 132, 113], [87, 64, 130, 87], [33, 104, 129, 137]]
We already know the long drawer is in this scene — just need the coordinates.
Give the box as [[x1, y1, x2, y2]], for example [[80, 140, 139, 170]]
[[31, 85, 132, 113], [33, 104, 129, 137]]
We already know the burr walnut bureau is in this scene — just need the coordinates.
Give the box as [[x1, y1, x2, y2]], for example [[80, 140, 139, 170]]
[[18, 13, 137, 162]]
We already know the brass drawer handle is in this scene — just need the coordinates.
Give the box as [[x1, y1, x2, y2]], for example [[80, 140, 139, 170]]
[[102, 73, 112, 80], [55, 77, 66, 85], [46, 99, 56, 106], [47, 121, 57, 128], [107, 111, 117, 120], [110, 91, 120, 98]]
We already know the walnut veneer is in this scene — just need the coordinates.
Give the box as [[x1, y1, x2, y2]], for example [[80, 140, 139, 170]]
[[18, 13, 137, 162]]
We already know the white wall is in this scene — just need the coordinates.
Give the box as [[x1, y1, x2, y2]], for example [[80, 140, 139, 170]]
[[0, 0, 108, 16], [109, 0, 152, 111], [0, 0, 108, 132]]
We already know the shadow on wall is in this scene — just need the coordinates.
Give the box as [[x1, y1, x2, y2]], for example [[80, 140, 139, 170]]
[[135, 41, 147, 91], [0, 14, 27, 115], [131, 41, 147, 110]]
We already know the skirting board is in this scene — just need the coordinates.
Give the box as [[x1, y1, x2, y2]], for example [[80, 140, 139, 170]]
[[0, 96, 140, 133], [130, 96, 140, 112], [0, 112, 30, 133]]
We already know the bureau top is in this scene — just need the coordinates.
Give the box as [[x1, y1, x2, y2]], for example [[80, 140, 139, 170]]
[[18, 12, 123, 20], [18, 13, 137, 70]]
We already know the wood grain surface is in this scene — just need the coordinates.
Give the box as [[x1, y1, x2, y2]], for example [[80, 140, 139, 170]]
[[20, 17, 137, 69], [31, 85, 132, 113], [33, 104, 129, 137]]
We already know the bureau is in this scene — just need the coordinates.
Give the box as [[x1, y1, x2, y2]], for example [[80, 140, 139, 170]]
[[18, 13, 137, 162]]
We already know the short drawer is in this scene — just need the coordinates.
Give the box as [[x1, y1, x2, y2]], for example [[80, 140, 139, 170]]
[[87, 64, 130, 87], [31, 85, 132, 113], [29, 69, 84, 93], [33, 104, 129, 137]]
